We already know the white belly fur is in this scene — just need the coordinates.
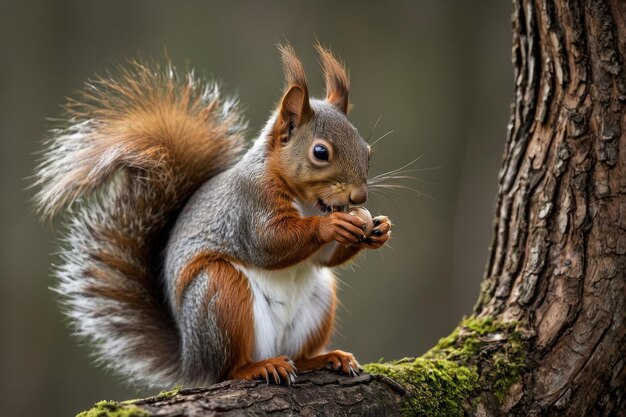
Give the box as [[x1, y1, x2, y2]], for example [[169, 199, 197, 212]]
[[237, 262, 335, 361]]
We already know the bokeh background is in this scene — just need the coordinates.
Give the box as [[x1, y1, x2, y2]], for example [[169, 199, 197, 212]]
[[0, 1, 512, 416]]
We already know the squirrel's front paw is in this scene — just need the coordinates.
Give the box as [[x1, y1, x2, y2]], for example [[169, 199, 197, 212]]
[[319, 212, 368, 245], [231, 355, 297, 385], [360, 215, 391, 249]]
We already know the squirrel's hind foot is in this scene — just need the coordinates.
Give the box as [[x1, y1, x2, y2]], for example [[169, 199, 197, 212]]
[[295, 350, 360, 377], [230, 355, 297, 385]]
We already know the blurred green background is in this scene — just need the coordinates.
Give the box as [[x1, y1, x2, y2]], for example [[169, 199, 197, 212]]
[[0, 1, 512, 416]]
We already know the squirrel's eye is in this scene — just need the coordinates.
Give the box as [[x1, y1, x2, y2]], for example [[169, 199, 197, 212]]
[[313, 144, 329, 161]]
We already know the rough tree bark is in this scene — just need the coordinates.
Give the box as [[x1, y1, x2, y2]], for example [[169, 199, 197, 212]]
[[79, 1, 625, 416], [474, 0, 625, 414]]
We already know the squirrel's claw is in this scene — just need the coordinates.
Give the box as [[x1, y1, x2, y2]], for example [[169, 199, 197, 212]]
[[294, 350, 360, 378], [231, 355, 297, 385], [323, 350, 360, 377], [359, 215, 391, 249]]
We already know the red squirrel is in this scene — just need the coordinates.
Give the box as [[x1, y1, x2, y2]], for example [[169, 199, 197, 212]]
[[34, 44, 391, 387]]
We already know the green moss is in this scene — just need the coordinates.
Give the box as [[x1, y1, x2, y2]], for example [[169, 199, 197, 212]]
[[76, 400, 148, 417], [363, 316, 526, 416], [428, 316, 526, 401], [364, 358, 477, 416], [491, 351, 522, 400], [156, 384, 181, 400]]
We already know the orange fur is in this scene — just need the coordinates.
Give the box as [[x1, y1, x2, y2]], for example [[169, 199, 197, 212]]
[[36, 59, 246, 220], [175, 252, 217, 307], [255, 161, 331, 269], [204, 259, 255, 376], [175, 251, 240, 307], [323, 245, 363, 267]]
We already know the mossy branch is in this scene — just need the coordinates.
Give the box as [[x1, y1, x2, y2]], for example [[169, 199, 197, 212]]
[[77, 317, 527, 417], [363, 317, 527, 416]]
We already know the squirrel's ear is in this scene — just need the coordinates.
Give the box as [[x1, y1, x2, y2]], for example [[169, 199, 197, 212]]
[[281, 85, 311, 125], [316, 43, 349, 115], [275, 44, 313, 142]]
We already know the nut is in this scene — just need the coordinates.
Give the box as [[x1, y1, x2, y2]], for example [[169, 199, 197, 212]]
[[349, 206, 374, 236]]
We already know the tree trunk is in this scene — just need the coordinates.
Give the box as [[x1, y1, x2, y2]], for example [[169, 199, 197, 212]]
[[476, 0, 626, 414], [78, 1, 625, 416]]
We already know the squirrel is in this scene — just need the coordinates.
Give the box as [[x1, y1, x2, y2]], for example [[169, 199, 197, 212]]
[[34, 44, 391, 388]]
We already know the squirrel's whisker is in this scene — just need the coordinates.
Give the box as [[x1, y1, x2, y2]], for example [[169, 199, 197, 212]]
[[366, 114, 384, 144], [369, 175, 442, 187], [370, 184, 442, 207], [369, 129, 394, 149], [370, 154, 429, 179], [368, 187, 407, 208]]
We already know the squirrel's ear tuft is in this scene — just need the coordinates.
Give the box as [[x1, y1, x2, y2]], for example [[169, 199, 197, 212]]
[[275, 44, 313, 142], [278, 43, 309, 93], [316, 43, 350, 115]]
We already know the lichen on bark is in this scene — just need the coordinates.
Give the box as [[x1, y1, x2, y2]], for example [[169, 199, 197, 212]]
[[363, 316, 526, 416]]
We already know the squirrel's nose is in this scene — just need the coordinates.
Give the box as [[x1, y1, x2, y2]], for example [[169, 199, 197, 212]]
[[349, 184, 368, 205]]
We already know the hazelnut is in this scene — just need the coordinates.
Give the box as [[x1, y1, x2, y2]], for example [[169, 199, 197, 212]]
[[349, 206, 374, 236]]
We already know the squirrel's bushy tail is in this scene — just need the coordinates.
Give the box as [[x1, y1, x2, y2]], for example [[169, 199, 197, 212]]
[[34, 60, 246, 387]]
